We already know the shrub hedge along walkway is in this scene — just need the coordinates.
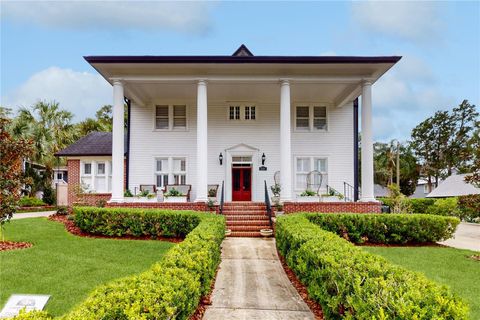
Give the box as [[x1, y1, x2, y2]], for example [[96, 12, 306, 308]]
[[11, 208, 225, 320], [276, 213, 468, 319]]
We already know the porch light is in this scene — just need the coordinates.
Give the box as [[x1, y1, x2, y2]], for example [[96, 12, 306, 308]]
[[261, 153, 266, 165], [219, 153, 223, 165]]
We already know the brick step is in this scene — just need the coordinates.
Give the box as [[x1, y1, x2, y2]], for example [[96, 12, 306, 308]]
[[225, 215, 269, 221], [222, 207, 267, 211], [228, 225, 269, 232], [223, 209, 267, 214], [228, 231, 263, 237], [226, 220, 270, 226], [224, 202, 265, 205]]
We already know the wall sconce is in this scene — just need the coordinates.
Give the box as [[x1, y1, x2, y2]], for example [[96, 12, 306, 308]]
[[261, 153, 266, 165], [219, 153, 223, 165]]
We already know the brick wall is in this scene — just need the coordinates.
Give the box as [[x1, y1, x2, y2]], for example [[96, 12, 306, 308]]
[[106, 202, 215, 212], [283, 201, 381, 213]]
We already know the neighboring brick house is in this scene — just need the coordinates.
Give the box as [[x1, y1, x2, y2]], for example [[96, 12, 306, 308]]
[[55, 132, 126, 206]]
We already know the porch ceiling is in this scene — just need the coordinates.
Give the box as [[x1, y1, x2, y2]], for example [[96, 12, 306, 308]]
[[124, 81, 354, 106]]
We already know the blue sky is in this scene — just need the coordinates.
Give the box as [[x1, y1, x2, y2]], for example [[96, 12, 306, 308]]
[[1, 1, 479, 141]]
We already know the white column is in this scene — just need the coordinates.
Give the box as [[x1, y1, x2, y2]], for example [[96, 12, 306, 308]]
[[110, 80, 125, 202], [195, 80, 208, 202], [280, 80, 292, 201], [360, 81, 376, 202]]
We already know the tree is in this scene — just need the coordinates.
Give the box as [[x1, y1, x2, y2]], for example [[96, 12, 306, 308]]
[[0, 117, 33, 240], [465, 120, 480, 187], [76, 104, 128, 136], [410, 100, 478, 190], [374, 141, 419, 196], [10, 101, 77, 186]]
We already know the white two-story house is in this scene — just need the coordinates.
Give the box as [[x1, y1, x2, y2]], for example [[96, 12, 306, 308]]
[[80, 45, 400, 205]]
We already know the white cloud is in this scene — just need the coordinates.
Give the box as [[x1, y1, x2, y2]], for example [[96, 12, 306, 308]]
[[1, 1, 213, 33], [371, 55, 455, 141], [352, 1, 442, 42], [2, 67, 112, 120]]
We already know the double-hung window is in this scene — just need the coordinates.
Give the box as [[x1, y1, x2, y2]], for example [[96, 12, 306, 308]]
[[229, 105, 256, 120], [155, 105, 187, 130], [295, 105, 328, 131], [80, 160, 111, 192], [295, 157, 328, 190], [155, 157, 187, 188], [95, 162, 106, 192]]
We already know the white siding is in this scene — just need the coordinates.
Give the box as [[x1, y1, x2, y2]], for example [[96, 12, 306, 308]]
[[129, 101, 354, 201]]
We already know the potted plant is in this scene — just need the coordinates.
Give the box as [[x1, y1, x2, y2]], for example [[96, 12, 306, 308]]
[[270, 184, 281, 205], [274, 203, 284, 216], [208, 188, 217, 203], [132, 190, 157, 203], [297, 189, 320, 202], [206, 199, 216, 212], [321, 189, 344, 202], [260, 228, 273, 237], [164, 188, 187, 203]]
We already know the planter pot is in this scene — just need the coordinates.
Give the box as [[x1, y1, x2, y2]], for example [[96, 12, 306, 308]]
[[274, 211, 284, 216], [322, 196, 344, 202], [271, 196, 280, 205], [208, 197, 217, 203], [260, 229, 273, 237], [225, 229, 232, 236], [297, 196, 321, 203], [164, 196, 188, 203]]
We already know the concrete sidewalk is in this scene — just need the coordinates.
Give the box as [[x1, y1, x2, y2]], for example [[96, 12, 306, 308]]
[[203, 238, 314, 320], [439, 222, 480, 252], [12, 211, 56, 220]]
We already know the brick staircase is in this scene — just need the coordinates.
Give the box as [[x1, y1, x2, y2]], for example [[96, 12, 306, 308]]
[[223, 202, 271, 237]]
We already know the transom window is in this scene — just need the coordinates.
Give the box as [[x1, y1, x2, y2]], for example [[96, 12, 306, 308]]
[[295, 105, 327, 131], [155, 157, 187, 188], [155, 105, 187, 130], [295, 157, 328, 190], [228, 105, 256, 120]]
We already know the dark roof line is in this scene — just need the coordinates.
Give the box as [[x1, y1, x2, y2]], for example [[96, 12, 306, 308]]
[[84, 55, 401, 64], [55, 131, 126, 157]]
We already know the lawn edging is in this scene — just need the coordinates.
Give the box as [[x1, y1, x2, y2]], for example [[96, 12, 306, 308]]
[[276, 213, 469, 319], [10, 208, 225, 320]]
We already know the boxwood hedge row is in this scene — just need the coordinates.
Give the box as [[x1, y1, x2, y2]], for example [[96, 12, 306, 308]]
[[307, 213, 459, 244], [12, 208, 225, 320], [276, 214, 468, 320]]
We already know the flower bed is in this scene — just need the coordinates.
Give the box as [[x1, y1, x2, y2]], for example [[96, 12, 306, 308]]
[[276, 213, 468, 320], [11, 207, 225, 320], [307, 213, 459, 244]]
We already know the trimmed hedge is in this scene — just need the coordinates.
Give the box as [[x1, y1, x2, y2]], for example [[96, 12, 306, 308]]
[[74, 207, 202, 238], [379, 197, 436, 213], [307, 213, 460, 244], [18, 196, 45, 207], [276, 214, 469, 320], [12, 208, 225, 320]]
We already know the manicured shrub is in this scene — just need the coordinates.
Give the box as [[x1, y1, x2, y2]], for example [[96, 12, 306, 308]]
[[457, 194, 480, 222], [408, 198, 436, 213], [74, 207, 202, 238], [11, 310, 52, 320], [42, 185, 56, 205], [426, 197, 462, 217], [276, 214, 469, 320], [18, 196, 45, 207], [14, 208, 225, 320], [306, 213, 459, 244]]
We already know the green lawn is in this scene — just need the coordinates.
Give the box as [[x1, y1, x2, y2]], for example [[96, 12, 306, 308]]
[[363, 246, 480, 320], [0, 218, 174, 316]]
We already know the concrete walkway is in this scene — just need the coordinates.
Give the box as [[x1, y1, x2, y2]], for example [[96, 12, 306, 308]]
[[12, 211, 56, 220], [203, 238, 314, 320], [439, 222, 480, 251]]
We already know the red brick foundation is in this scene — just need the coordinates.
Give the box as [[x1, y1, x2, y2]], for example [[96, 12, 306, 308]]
[[283, 202, 381, 213], [106, 202, 216, 212]]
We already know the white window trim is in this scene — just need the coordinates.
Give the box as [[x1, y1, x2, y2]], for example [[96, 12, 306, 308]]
[[293, 156, 329, 192], [153, 104, 189, 132], [227, 103, 258, 121], [294, 104, 329, 132], [154, 156, 189, 189], [80, 160, 111, 193]]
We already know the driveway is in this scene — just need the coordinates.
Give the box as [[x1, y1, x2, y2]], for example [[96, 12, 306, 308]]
[[203, 238, 314, 320], [12, 211, 56, 220], [439, 222, 480, 252]]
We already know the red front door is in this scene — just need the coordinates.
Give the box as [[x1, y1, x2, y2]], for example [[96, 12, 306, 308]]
[[232, 167, 252, 201]]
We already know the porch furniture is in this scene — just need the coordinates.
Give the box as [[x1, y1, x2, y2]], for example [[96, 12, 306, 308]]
[[140, 184, 157, 194], [163, 184, 192, 202]]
